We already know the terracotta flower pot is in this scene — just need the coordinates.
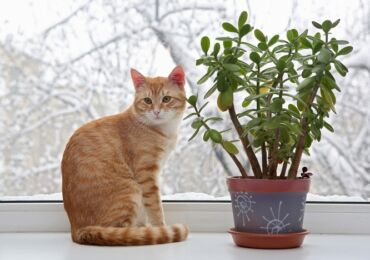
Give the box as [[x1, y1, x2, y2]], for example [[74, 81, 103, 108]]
[[226, 176, 310, 249]]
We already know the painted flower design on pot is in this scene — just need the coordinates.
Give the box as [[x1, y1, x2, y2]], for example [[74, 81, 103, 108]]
[[234, 192, 256, 226], [260, 201, 290, 234]]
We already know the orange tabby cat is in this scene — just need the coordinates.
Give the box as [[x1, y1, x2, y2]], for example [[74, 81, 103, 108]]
[[61, 66, 188, 245]]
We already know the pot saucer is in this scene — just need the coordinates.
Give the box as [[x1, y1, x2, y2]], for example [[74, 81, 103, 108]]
[[228, 228, 309, 249]]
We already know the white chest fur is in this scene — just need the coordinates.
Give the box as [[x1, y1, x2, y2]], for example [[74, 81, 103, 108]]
[[157, 117, 181, 167]]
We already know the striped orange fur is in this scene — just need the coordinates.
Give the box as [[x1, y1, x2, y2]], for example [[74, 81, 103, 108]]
[[61, 66, 188, 246]]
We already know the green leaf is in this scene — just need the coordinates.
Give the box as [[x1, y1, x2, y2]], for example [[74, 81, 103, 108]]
[[196, 58, 204, 66], [331, 39, 339, 53], [300, 37, 312, 49], [188, 127, 201, 141], [313, 42, 324, 54], [216, 74, 228, 92], [213, 43, 220, 56], [252, 138, 264, 147], [333, 60, 348, 76], [258, 42, 268, 51], [254, 29, 266, 42], [217, 89, 233, 111], [312, 21, 322, 29], [222, 22, 238, 33], [241, 42, 261, 52], [239, 24, 252, 37], [302, 69, 312, 78], [312, 64, 324, 74], [223, 40, 232, 49], [287, 29, 296, 43], [264, 117, 280, 130], [332, 19, 340, 28], [197, 71, 212, 85], [270, 99, 284, 113], [204, 117, 223, 123], [322, 20, 332, 33], [268, 35, 279, 46], [297, 76, 315, 91], [242, 99, 251, 108], [198, 102, 209, 113], [317, 48, 332, 63], [323, 121, 334, 132], [220, 128, 233, 134], [335, 40, 349, 45], [201, 36, 210, 54], [238, 11, 248, 29], [249, 52, 261, 64], [288, 104, 300, 115], [337, 46, 353, 56], [222, 140, 239, 154], [204, 84, 217, 99], [191, 118, 203, 129], [321, 88, 336, 113], [197, 67, 216, 85], [322, 75, 340, 91], [245, 118, 262, 129], [216, 36, 235, 42], [209, 129, 222, 143], [183, 112, 197, 120], [297, 93, 309, 111], [314, 32, 321, 39], [304, 134, 313, 148], [224, 63, 240, 72], [311, 124, 321, 140], [187, 95, 198, 106], [203, 130, 210, 141], [280, 127, 290, 143], [276, 58, 286, 72]]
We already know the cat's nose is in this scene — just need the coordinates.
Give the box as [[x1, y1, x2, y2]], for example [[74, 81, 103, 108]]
[[153, 110, 160, 117]]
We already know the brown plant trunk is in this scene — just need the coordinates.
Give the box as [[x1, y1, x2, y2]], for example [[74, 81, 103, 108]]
[[288, 82, 321, 179], [268, 129, 280, 178], [229, 105, 262, 178], [280, 160, 288, 178]]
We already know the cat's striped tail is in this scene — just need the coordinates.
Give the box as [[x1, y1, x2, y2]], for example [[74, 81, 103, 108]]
[[73, 224, 189, 246]]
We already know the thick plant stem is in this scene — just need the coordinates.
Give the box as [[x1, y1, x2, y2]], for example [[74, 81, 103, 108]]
[[229, 153, 248, 178], [261, 143, 268, 176], [229, 105, 262, 178], [265, 73, 284, 178], [280, 160, 288, 178], [268, 129, 280, 178], [256, 65, 267, 177], [268, 73, 284, 178], [288, 82, 321, 179]]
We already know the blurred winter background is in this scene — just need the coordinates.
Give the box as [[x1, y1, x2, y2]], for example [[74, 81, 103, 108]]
[[0, 0, 369, 200]]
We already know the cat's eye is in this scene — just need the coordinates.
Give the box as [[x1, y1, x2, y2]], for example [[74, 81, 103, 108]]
[[143, 97, 152, 104], [162, 96, 171, 103]]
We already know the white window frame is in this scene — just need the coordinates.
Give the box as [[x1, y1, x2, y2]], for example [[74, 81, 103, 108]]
[[1, 202, 369, 234]]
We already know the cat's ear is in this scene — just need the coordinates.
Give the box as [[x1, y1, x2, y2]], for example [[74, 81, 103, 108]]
[[130, 68, 145, 90], [168, 66, 185, 89]]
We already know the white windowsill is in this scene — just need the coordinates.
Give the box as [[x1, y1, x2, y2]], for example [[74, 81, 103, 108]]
[[1, 202, 370, 259], [0, 232, 369, 260], [1, 202, 370, 234]]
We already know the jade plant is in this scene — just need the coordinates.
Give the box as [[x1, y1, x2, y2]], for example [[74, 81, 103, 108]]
[[186, 11, 352, 179]]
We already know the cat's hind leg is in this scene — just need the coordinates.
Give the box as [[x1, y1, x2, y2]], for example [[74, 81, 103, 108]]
[[98, 180, 142, 228]]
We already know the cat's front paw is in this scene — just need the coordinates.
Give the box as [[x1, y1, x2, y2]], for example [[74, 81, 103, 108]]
[[151, 220, 166, 226]]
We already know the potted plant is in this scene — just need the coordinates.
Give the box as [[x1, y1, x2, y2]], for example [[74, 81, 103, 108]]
[[185, 11, 352, 249]]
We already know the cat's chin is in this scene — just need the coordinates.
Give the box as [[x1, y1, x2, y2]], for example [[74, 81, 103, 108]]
[[140, 116, 171, 126]]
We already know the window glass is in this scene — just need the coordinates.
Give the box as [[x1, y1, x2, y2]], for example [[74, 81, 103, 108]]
[[0, 0, 369, 201]]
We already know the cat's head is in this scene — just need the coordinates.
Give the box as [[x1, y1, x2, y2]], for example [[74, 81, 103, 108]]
[[130, 66, 186, 125]]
